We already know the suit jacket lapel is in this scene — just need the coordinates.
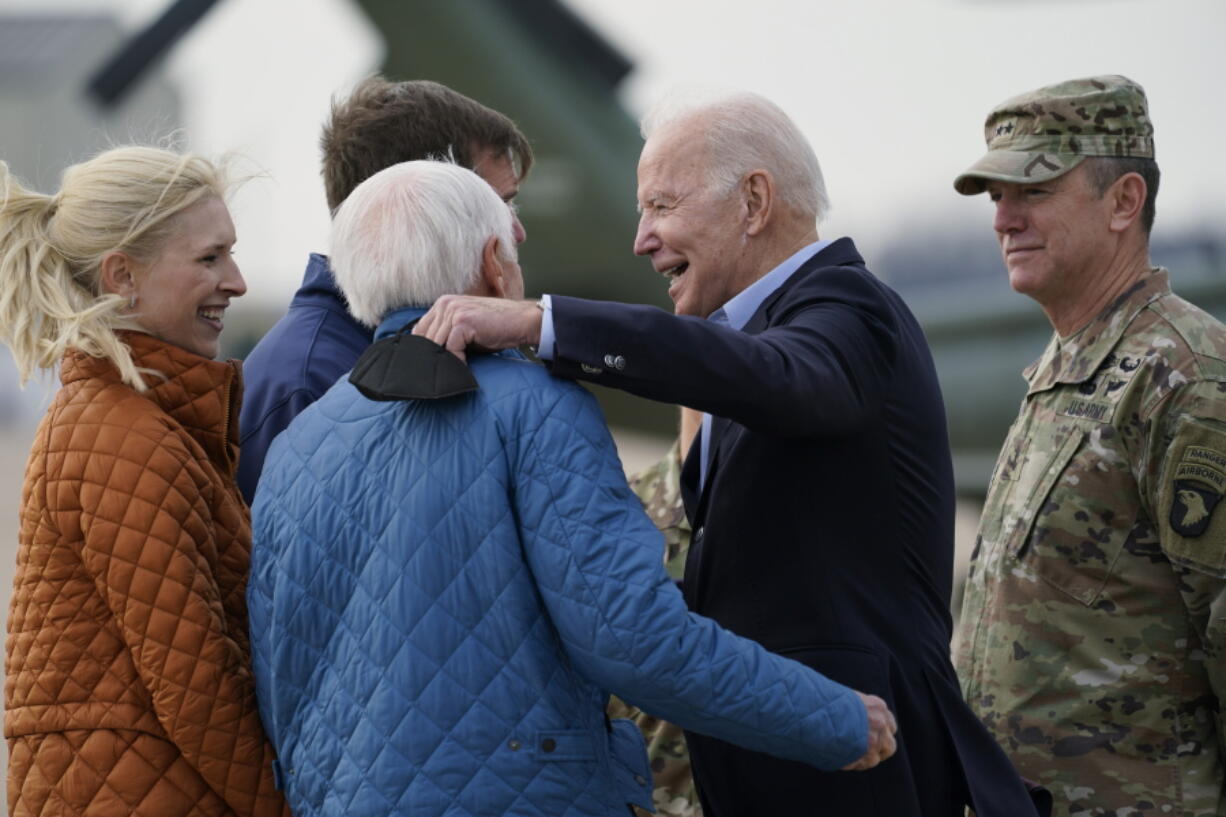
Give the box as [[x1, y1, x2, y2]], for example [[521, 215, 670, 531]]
[[680, 432, 701, 521], [687, 238, 866, 523]]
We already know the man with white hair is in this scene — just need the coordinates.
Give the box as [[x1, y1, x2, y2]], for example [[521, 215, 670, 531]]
[[246, 160, 898, 817], [414, 93, 1044, 816]]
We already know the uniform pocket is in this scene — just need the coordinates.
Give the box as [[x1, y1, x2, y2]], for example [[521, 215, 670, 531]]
[[1010, 425, 1138, 606], [607, 718, 654, 811]]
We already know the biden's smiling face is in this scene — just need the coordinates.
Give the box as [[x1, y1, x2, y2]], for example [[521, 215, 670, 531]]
[[633, 123, 749, 319]]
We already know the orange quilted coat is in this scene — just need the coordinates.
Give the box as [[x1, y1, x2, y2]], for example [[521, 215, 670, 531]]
[[6, 332, 288, 817]]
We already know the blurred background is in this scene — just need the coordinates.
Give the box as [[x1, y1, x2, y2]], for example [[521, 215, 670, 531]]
[[0, 1, 1222, 789]]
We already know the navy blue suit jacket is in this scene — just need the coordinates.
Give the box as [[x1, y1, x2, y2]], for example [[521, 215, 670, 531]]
[[548, 239, 1037, 817], [238, 254, 372, 505]]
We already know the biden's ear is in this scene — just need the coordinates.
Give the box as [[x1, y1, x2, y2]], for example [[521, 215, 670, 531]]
[[742, 169, 774, 237]]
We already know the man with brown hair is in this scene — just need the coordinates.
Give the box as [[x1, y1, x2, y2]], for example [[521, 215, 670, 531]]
[[238, 76, 531, 503]]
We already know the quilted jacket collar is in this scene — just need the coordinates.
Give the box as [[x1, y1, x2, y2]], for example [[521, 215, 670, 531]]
[[61, 331, 243, 476], [375, 306, 428, 339]]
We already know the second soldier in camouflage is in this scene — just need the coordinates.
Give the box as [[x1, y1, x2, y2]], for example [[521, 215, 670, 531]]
[[953, 75, 1226, 816]]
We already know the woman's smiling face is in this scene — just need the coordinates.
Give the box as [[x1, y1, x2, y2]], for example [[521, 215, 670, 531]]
[[129, 195, 245, 359]]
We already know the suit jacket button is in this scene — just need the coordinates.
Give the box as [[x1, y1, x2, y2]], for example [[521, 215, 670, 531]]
[[695, 526, 704, 540], [541, 738, 557, 753], [602, 354, 626, 370], [508, 740, 521, 751]]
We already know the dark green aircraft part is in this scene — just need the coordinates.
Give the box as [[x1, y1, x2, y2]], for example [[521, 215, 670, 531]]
[[354, 0, 678, 434], [354, 1, 1226, 489]]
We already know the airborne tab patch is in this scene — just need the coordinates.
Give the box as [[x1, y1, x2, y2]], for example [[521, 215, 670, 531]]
[[1175, 462, 1226, 492]]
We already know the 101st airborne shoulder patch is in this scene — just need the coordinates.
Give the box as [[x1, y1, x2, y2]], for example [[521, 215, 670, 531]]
[[1170, 446, 1226, 537]]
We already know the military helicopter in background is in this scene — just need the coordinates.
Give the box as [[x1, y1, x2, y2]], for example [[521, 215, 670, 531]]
[[23, 0, 1226, 496]]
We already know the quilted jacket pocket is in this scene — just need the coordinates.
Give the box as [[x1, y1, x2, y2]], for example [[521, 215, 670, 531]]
[[608, 718, 653, 811], [532, 729, 597, 762]]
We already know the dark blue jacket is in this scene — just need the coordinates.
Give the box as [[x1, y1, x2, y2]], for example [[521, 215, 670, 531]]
[[546, 239, 1039, 817], [237, 254, 372, 504], [248, 306, 869, 817]]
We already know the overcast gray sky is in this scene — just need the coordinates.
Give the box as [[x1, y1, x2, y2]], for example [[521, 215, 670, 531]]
[[571, 0, 1226, 260], [1, 0, 1223, 309]]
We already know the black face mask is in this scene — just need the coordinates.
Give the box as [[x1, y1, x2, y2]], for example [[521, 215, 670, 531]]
[[348, 323, 478, 402]]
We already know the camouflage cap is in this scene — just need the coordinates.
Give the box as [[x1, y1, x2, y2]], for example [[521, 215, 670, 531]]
[[954, 75, 1154, 195]]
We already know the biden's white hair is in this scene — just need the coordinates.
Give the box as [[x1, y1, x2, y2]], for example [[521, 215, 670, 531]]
[[641, 89, 830, 222], [330, 160, 515, 327]]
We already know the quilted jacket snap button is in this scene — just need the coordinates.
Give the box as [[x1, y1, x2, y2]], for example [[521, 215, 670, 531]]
[[541, 738, 557, 753], [635, 774, 647, 787], [508, 740, 521, 751]]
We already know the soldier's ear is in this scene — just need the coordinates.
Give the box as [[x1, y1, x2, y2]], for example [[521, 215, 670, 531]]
[[1107, 172, 1146, 235]]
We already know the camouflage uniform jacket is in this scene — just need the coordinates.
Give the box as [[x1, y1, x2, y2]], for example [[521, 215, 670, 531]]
[[608, 441, 702, 817], [955, 269, 1226, 816]]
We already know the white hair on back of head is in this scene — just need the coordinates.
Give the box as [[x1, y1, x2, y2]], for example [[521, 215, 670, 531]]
[[640, 88, 830, 222], [330, 160, 515, 327]]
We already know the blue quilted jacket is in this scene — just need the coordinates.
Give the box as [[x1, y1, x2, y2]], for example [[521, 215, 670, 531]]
[[248, 307, 867, 817]]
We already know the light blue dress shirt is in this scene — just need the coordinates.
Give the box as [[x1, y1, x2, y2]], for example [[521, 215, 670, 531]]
[[696, 239, 831, 487]]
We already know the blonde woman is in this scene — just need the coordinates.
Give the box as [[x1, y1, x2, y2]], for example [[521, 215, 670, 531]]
[[0, 147, 287, 817]]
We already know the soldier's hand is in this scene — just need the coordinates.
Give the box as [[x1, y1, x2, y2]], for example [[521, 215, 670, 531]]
[[840, 692, 897, 771], [413, 295, 543, 362]]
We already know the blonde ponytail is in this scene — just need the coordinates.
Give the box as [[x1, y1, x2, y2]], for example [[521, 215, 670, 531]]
[[0, 147, 226, 391]]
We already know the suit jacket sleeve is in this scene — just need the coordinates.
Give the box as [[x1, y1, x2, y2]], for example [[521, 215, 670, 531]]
[[547, 266, 898, 437], [77, 420, 287, 817], [507, 380, 868, 771]]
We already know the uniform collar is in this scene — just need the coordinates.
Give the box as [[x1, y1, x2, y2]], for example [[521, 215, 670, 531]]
[[1025, 267, 1171, 394]]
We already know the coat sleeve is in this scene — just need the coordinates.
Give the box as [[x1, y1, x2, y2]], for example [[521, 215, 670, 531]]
[[507, 380, 868, 771], [75, 420, 287, 817], [546, 268, 897, 437], [1144, 381, 1226, 741]]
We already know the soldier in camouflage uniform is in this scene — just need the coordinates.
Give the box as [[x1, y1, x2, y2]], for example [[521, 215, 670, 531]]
[[608, 432, 703, 817], [953, 75, 1226, 816]]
